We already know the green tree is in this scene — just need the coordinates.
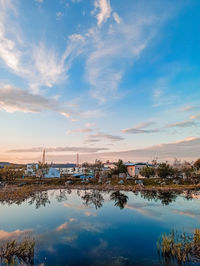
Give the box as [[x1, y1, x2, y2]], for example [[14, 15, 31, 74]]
[[94, 159, 103, 173], [140, 166, 155, 178], [37, 162, 49, 181], [111, 159, 127, 175], [0, 165, 24, 181], [182, 161, 194, 180], [194, 158, 200, 170], [156, 163, 174, 179], [82, 162, 90, 176]]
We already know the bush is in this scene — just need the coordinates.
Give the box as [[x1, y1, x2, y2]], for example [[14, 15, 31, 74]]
[[156, 163, 174, 179], [140, 166, 155, 178], [194, 158, 200, 170]]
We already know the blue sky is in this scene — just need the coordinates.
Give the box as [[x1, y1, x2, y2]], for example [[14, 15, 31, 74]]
[[0, 0, 200, 163]]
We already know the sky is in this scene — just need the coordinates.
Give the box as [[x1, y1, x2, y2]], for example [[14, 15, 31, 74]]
[[0, 0, 200, 164]]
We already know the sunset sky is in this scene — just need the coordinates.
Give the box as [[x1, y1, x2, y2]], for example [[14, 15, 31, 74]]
[[0, 0, 200, 163]]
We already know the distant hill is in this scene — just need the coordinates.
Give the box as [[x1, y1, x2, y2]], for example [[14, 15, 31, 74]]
[[0, 162, 11, 167]]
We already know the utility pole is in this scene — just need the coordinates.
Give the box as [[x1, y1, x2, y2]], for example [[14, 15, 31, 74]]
[[42, 149, 46, 165], [76, 153, 79, 167]]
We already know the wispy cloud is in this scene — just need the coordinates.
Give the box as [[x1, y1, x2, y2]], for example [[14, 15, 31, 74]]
[[86, 2, 172, 103], [121, 121, 159, 134], [153, 78, 178, 107], [191, 114, 200, 120], [22, 137, 200, 163], [56, 12, 64, 20], [166, 120, 197, 128], [0, 84, 102, 121], [0, 1, 85, 93], [93, 0, 112, 26], [8, 146, 109, 153], [180, 105, 200, 112], [67, 123, 97, 134], [85, 131, 124, 142]]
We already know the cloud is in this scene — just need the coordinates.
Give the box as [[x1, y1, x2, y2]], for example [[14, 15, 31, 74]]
[[191, 114, 200, 120], [86, 2, 171, 103], [67, 128, 94, 134], [0, 1, 85, 93], [10, 136, 200, 163], [30, 36, 84, 92], [56, 12, 64, 20], [0, 84, 102, 121], [121, 121, 159, 134], [113, 12, 121, 24], [0, 1, 21, 74], [67, 123, 96, 134], [94, 0, 112, 26], [0, 84, 73, 116], [180, 105, 199, 112], [166, 120, 197, 128], [121, 128, 159, 134], [85, 131, 124, 142], [153, 79, 178, 107], [8, 146, 109, 153], [99, 136, 200, 162]]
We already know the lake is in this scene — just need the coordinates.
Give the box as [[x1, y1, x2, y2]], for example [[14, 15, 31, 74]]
[[0, 189, 200, 265]]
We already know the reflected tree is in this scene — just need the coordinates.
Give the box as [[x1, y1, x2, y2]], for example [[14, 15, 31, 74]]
[[140, 190, 158, 202], [184, 190, 193, 201], [82, 190, 104, 209], [28, 191, 50, 209], [56, 189, 68, 202], [140, 190, 180, 206], [110, 191, 129, 209], [157, 191, 178, 206]]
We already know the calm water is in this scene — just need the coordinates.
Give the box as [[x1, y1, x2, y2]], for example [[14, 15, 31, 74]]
[[0, 189, 200, 265]]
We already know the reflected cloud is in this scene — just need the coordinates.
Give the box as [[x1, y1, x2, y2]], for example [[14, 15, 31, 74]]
[[56, 218, 77, 232], [56, 222, 69, 232], [0, 229, 32, 241], [85, 211, 97, 217]]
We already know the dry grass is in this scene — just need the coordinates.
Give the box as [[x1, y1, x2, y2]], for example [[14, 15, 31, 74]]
[[0, 238, 35, 265], [157, 229, 200, 265]]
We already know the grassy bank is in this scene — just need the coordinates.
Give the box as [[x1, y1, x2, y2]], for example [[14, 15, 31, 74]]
[[0, 177, 200, 204]]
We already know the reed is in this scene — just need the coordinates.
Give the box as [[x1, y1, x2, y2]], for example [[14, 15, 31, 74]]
[[157, 229, 200, 264]]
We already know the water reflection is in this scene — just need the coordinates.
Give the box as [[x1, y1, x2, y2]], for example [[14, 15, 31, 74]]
[[28, 191, 50, 209], [140, 190, 181, 206], [1, 189, 200, 210], [56, 189, 69, 202], [110, 191, 129, 209], [1, 189, 200, 265], [82, 190, 104, 209]]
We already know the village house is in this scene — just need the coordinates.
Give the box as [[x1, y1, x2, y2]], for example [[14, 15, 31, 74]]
[[103, 162, 117, 169], [51, 164, 77, 175], [25, 163, 60, 178], [125, 162, 149, 178]]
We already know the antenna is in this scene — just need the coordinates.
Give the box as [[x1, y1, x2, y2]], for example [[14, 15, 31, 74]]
[[42, 149, 46, 164], [76, 153, 79, 167]]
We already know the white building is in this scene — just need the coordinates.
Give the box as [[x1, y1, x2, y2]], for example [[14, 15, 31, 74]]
[[25, 163, 39, 176], [25, 163, 60, 178], [103, 162, 117, 169], [51, 164, 77, 175], [44, 168, 60, 178]]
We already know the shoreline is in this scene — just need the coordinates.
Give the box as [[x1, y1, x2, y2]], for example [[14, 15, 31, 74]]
[[0, 183, 200, 203]]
